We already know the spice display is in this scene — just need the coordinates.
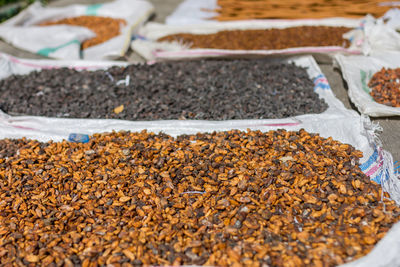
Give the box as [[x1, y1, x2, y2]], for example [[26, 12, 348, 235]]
[[368, 67, 400, 107], [211, 0, 395, 20], [0, 59, 328, 120], [158, 26, 351, 50], [0, 129, 398, 266], [40, 16, 126, 49], [0, 139, 26, 158]]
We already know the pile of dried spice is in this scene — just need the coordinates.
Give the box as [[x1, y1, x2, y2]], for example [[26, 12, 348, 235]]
[[0, 59, 328, 120], [0, 139, 26, 158], [158, 26, 351, 50], [368, 67, 400, 107], [40, 16, 126, 49], [0, 129, 399, 266], [212, 0, 394, 20]]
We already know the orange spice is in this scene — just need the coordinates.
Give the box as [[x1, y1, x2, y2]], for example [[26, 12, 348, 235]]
[[40, 16, 126, 49]]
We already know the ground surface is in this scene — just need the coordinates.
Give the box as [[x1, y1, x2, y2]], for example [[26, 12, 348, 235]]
[[0, 0, 399, 162]]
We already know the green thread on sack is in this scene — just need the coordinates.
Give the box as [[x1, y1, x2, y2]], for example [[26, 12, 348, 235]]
[[360, 69, 375, 101], [37, 39, 80, 57], [86, 3, 102, 15]]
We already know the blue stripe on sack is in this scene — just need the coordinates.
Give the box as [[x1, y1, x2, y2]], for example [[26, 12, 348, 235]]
[[315, 83, 330, 90], [68, 133, 89, 143], [360, 148, 378, 171], [132, 34, 148, 41], [394, 161, 400, 169], [371, 171, 383, 184], [395, 161, 400, 174], [371, 168, 390, 185], [313, 74, 331, 91]]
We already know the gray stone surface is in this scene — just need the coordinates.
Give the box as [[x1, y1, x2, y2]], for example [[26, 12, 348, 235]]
[[0, 0, 398, 162]]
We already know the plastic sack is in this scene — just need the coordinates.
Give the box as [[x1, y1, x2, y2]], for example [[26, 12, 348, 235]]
[[359, 15, 400, 54], [341, 220, 400, 267], [165, 0, 218, 25], [0, 53, 399, 266], [0, 0, 154, 60], [335, 51, 400, 117], [0, 52, 353, 123], [0, 52, 392, 186], [131, 19, 364, 61], [383, 8, 400, 29], [0, 52, 127, 80], [167, 3, 400, 57], [0, 23, 93, 60]]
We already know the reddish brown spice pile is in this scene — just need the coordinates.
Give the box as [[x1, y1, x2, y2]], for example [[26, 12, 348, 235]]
[[0, 129, 398, 266], [40, 16, 126, 49], [158, 26, 351, 50], [368, 67, 400, 107], [212, 0, 394, 20]]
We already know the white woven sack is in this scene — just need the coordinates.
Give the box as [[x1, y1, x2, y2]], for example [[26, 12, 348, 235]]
[[165, 0, 218, 25], [0, 0, 154, 60], [164, 3, 400, 59], [0, 52, 352, 125], [335, 51, 400, 117], [0, 53, 399, 266], [131, 19, 364, 61]]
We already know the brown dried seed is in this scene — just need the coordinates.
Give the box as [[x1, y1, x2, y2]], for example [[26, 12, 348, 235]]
[[122, 249, 135, 261], [368, 67, 400, 107], [159, 26, 351, 50], [119, 196, 131, 202], [0, 129, 398, 267], [212, 0, 392, 20], [25, 254, 40, 263], [39, 16, 126, 49]]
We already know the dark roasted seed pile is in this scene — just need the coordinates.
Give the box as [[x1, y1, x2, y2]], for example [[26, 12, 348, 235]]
[[0, 60, 328, 120], [0, 129, 399, 266]]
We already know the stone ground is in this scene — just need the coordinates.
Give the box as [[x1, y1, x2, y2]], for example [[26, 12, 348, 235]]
[[0, 0, 399, 162]]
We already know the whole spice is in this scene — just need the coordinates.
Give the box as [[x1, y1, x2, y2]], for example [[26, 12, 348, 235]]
[[211, 0, 396, 20], [368, 67, 400, 107], [158, 26, 351, 50], [0, 59, 328, 120], [0, 129, 399, 266], [40, 16, 126, 49], [0, 139, 28, 158]]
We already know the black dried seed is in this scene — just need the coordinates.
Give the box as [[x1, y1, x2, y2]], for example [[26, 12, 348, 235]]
[[0, 59, 328, 120]]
